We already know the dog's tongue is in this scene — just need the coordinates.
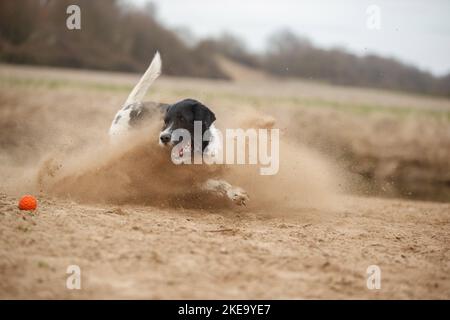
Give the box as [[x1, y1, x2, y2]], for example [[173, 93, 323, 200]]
[[178, 142, 191, 158]]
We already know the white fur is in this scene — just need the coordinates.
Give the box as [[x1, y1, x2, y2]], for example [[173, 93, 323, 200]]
[[125, 51, 161, 106], [203, 124, 221, 159], [109, 52, 162, 138], [158, 122, 173, 146]]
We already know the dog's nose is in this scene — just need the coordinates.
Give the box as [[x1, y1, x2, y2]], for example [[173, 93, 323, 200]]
[[160, 133, 171, 144]]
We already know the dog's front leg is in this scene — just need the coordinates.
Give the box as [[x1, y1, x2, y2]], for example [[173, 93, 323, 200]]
[[202, 179, 249, 206]]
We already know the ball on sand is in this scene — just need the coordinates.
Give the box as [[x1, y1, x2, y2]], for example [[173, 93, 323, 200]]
[[18, 195, 37, 211]]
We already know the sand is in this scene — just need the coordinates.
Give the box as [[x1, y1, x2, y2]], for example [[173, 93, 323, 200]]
[[0, 64, 449, 299]]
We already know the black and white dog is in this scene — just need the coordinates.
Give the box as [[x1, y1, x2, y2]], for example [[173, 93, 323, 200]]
[[109, 52, 249, 205]]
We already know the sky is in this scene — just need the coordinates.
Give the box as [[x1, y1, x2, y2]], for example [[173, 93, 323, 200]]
[[130, 0, 450, 76]]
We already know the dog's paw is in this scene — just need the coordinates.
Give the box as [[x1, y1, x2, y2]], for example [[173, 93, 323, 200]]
[[202, 179, 249, 206], [227, 187, 249, 206]]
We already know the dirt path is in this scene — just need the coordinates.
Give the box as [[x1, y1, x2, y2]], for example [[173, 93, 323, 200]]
[[1, 192, 448, 299]]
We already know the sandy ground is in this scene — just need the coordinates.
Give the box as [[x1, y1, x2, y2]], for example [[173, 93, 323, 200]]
[[0, 64, 449, 299], [1, 193, 449, 299]]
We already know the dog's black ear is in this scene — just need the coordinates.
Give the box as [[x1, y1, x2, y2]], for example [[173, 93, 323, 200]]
[[192, 100, 216, 129]]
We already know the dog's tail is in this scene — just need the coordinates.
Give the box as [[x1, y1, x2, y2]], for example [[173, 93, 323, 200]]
[[124, 51, 162, 105]]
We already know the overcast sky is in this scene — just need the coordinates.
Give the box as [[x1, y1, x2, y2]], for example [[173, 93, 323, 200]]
[[130, 0, 450, 76]]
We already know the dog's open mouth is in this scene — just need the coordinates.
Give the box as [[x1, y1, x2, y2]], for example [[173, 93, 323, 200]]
[[175, 141, 193, 160]]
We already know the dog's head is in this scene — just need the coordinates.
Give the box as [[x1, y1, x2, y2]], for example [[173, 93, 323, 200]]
[[159, 99, 216, 151]]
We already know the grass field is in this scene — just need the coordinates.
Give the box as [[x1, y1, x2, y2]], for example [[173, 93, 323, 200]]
[[0, 63, 449, 299]]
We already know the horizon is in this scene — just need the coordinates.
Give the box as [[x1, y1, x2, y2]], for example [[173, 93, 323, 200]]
[[130, 0, 450, 77]]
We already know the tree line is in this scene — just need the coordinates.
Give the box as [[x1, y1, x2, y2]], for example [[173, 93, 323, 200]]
[[0, 0, 227, 78], [201, 31, 450, 97], [1, 0, 448, 97]]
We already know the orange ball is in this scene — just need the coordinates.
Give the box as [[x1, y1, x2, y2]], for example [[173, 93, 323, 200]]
[[18, 195, 37, 211]]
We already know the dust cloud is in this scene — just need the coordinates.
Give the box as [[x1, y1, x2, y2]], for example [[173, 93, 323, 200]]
[[29, 107, 343, 212]]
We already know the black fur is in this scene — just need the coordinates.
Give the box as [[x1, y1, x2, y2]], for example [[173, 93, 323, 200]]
[[161, 99, 216, 150]]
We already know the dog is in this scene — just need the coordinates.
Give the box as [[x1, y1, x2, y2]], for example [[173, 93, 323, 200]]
[[109, 52, 249, 206]]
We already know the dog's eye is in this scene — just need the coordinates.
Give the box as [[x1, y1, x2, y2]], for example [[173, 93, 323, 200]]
[[177, 115, 185, 122]]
